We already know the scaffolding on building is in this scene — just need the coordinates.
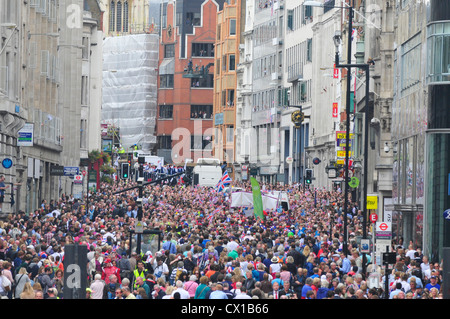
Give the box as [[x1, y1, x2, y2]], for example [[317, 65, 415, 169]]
[[101, 33, 159, 152]]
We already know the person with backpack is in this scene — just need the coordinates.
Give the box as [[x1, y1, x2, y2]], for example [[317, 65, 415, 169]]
[[169, 261, 187, 285], [103, 274, 121, 299], [36, 266, 54, 298], [117, 255, 132, 282]]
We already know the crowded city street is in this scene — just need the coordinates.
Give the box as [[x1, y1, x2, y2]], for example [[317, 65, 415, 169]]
[[0, 168, 443, 301]]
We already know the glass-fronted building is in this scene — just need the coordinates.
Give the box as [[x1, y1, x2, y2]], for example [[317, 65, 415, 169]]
[[392, 0, 450, 262]]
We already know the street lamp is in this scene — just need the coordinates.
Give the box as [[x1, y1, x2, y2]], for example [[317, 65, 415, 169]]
[[304, 1, 372, 268]]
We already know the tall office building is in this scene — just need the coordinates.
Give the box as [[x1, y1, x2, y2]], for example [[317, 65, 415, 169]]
[[0, 0, 104, 214], [156, 0, 225, 165], [213, 0, 245, 178], [392, 0, 450, 261]]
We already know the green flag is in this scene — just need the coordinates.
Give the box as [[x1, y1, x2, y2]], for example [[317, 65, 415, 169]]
[[250, 177, 264, 220]]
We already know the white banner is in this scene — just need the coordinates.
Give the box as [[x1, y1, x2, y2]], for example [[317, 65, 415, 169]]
[[231, 191, 287, 212]]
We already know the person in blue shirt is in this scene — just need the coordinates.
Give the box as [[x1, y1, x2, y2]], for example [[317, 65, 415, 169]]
[[333, 252, 351, 275], [425, 275, 440, 291], [209, 284, 229, 299], [162, 234, 177, 255], [301, 277, 313, 299]]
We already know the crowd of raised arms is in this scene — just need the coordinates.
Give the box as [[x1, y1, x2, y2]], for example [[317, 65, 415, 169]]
[[0, 177, 443, 299]]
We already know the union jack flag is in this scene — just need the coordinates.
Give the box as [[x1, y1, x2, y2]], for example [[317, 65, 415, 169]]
[[207, 207, 220, 224], [216, 170, 232, 192], [221, 170, 232, 185]]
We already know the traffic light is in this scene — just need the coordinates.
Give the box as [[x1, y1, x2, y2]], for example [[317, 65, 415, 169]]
[[121, 163, 130, 179], [305, 169, 313, 184]]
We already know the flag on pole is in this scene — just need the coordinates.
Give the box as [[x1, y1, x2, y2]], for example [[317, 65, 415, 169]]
[[250, 177, 264, 220], [216, 170, 232, 192], [220, 170, 232, 185]]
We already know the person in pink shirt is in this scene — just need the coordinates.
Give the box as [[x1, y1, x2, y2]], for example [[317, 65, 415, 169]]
[[184, 275, 199, 299]]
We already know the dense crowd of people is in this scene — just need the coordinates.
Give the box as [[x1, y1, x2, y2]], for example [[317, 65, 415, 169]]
[[0, 174, 444, 300]]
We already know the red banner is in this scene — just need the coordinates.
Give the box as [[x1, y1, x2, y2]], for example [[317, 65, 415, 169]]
[[332, 103, 338, 118]]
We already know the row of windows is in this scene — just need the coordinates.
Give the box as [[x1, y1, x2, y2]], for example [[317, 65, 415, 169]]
[[164, 43, 215, 59], [30, 0, 58, 23], [250, 81, 311, 112], [217, 19, 236, 41], [253, 20, 277, 47], [253, 54, 278, 79], [286, 4, 313, 31], [159, 105, 213, 119], [176, 11, 201, 27], [427, 22, 450, 84], [286, 38, 312, 76], [157, 135, 212, 150], [109, 0, 129, 33], [159, 74, 214, 89], [218, 54, 236, 73]]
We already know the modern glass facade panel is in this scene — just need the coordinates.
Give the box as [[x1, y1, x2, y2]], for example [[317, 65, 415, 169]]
[[427, 21, 450, 84], [426, 132, 450, 262]]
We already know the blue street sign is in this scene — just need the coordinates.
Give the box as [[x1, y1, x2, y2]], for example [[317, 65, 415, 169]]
[[63, 166, 80, 177], [2, 158, 13, 169]]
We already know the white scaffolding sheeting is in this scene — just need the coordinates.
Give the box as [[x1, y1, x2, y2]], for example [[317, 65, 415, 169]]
[[102, 33, 159, 152]]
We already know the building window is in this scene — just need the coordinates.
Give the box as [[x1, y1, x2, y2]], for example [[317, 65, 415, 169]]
[[123, 1, 129, 32], [287, 10, 294, 31], [427, 22, 450, 84], [160, 74, 174, 88], [81, 76, 89, 106], [192, 43, 214, 57], [82, 37, 89, 60], [191, 135, 212, 150], [116, 1, 122, 32], [109, 0, 128, 33], [158, 136, 172, 149], [191, 105, 213, 119], [323, 0, 335, 14], [222, 55, 227, 71], [401, 33, 421, 95], [109, 1, 115, 32], [191, 74, 214, 88], [217, 24, 221, 41], [80, 119, 87, 149], [215, 58, 220, 75], [299, 82, 307, 102], [159, 105, 173, 119], [303, 4, 312, 24], [226, 125, 234, 143], [164, 44, 175, 58], [227, 89, 235, 107], [229, 55, 236, 71], [186, 12, 201, 26], [229, 19, 236, 35], [41, 50, 49, 76], [162, 3, 167, 28], [307, 38, 312, 62]]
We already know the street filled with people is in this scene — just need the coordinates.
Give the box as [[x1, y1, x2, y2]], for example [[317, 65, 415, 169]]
[[0, 170, 444, 300]]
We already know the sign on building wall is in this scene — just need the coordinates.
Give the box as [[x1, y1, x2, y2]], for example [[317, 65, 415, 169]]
[[17, 123, 34, 147]]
